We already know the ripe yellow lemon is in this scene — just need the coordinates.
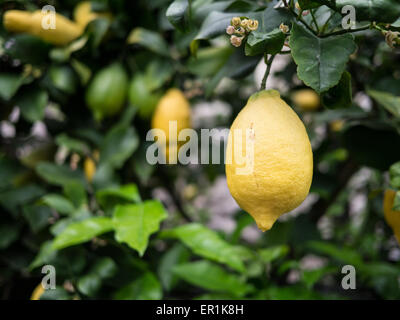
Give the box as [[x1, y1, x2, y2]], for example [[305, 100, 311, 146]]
[[84, 157, 96, 183], [3, 10, 82, 46], [151, 89, 191, 163], [30, 283, 45, 300], [226, 90, 313, 231], [292, 89, 320, 111], [383, 189, 400, 244], [73, 1, 112, 29]]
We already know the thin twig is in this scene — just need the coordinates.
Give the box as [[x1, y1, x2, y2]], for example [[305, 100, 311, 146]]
[[320, 24, 371, 38], [260, 54, 276, 90], [310, 9, 320, 33]]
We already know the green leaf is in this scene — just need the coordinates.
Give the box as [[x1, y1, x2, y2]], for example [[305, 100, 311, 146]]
[[335, 0, 400, 23], [298, 0, 324, 9], [173, 260, 253, 296], [289, 23, 356, 93], [389, 162, 400, 189], [127, 28, 169, 56], [41, 194, 75, 215], [158, 244, 190, 291], [36, 162, 86, 187], [367, 89, 400, 118], [322, 71, 352, 109], [195, 11, 241, 40], [114, 272, 162, 300], [308, 241, 363, 266], [52, 217, 114, 250], [55, 134, 90, 155], [0, 73, 24, 100], [187, 46, 233, 77], [245, 29, 286, 56], [343, 124, 400, 171], [29, 241, 57, 271], [112, 201, 168, 256], [301, 266, 336, 289], [40, 287, 71, 300], [49, 65, 78, 94], [258, 245, 289, 263], [22, 205, 53, 233], [160, 223, 245, 272], [100, 125, 139, 169], [205, 49, 259, 97], [77, 257, 117, 297], [4, 34, 51, 65], [15, 86, 48, 123], [0, 184, 45, 215], [393, 191, 400, 211], [63, 181, 87, 209], [0, 224, 19, 249], [96, 184, 141, 209], [166, 0, 189, 31]]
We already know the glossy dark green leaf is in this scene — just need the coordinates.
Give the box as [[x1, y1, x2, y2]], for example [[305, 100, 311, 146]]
[[289, 23, 356, 93], [41, 194, 75, 215], [298, 0, 324, 9], [127, 28, 169, 56], [100, 124, 139, 169], [0, 73, 24, 101], [55, 134, 90, 155], [22, 205, 53, 233], [36, 162, 86, 187], [0, 224, 19, 249], [367, 89, 400, 118], [335, 0, 400, 23], [160, 223, 245, 272], [343, 124, 400, 170], [52, 217, 114, 250], [157, 244, 190, 291], [166, 0, 189, 31], [173, 260, 253, 296], [187, 46, 233, 77], [0, 184, 45, 215], [245, 29, 286, 56], [4, 34, 51, 65], [205, 49, 259, 97], [15, 86, 48, 123], [63, 181, 88, 209], [258, 245, 290, 263], [113, 201, 167, 256], [308, 241, 363, 265], [78, 257, 117, 297], [322, 71, 352, 109], [114, 272, 162, 300]]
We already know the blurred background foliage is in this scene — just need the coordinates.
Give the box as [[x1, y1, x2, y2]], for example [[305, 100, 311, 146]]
[[0, 0, 400, 300]]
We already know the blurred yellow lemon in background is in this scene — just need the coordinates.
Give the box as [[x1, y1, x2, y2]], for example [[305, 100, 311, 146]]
[[383, 189, 400, 244], [292, 89, 320, 111]]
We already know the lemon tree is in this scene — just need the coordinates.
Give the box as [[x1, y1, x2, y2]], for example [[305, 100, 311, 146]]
[[1, 0, 400, 301]]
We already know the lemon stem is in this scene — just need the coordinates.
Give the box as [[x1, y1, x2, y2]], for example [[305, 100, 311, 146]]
[[260, 54, 275, 91]]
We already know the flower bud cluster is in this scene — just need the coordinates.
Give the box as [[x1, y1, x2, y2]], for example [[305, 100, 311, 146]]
[[226, 17, 259, 47]]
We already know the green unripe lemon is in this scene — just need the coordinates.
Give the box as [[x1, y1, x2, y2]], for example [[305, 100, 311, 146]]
[[86, 63, 128, 120]]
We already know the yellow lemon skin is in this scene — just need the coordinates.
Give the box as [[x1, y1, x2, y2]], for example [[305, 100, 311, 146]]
[[152, 89, 191, 139], [383, 189, 400, 245], [330, 120, 345, 132], [84, 157, 96, 183], [3, 10, 82, 46], [292, 89, 320, 111], [30, 283, 45, 300], [225, 90, 313, 231], [73, 1, 112, 29]]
